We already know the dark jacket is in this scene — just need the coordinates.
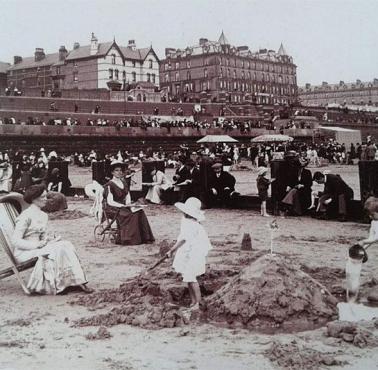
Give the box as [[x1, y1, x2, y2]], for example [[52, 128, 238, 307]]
[[324, 174, 353, 198], [208, 171, 236, 194]]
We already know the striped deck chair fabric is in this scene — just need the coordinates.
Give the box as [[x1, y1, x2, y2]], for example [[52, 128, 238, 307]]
[[0, 201, 37, 294]]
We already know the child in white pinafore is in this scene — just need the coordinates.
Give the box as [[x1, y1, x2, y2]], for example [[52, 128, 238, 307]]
[[167, 197, 212, 311]]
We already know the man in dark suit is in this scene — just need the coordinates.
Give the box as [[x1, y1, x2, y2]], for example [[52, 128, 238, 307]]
[[207, 162, 238, 207], [313, 171, 354, 221], [281, 157, 312, 215], [172, 157, 191, 201]]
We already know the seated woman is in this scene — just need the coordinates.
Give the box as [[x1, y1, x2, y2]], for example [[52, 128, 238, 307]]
[[11, 184, 92, 295], [143, 166, 172, 204], [44, 167, 68, 212], [103, 161, 155, 245]]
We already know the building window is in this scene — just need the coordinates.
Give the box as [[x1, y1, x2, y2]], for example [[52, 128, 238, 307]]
[[73, 72, 78, 82], [149, 59, 153, 68], [122, 71, 126, 80], [175, 62, 179, 69], [241, 71, 245, 79], [204, 59, 209, 66], [152, 74, 156, 83], [74, 61, 78, 67], [165, 73, 169, 82], [147, 73, 151, 82], [132, 72, 136, 82], [111, 54, 116, 64], [132, 61, 136, 67], [233, 70, 236, 79], [175, 72, 179, 81], [115, 69, 119, 80], [187, 71, 191, 80], [220, 68, 223, 78], [165, 63, 169, 71], [56, 67, 60, 75], [109, 69, 113, 79], [186, 60, 191, 68], [204, 68, 208, 78], [227, 69, 230, 78]]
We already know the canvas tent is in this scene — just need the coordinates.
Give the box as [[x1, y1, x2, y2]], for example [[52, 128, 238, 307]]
[[319, 126, 362, 149]]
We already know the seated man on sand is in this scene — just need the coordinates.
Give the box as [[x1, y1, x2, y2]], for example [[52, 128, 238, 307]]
[[207, 162, 239, 207], [312, 171, 354, 221]]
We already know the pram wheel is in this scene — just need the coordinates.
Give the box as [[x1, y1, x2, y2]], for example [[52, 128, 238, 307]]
[[94, 224, 105, 242]]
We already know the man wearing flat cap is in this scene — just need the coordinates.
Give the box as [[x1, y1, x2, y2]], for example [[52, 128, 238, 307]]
[[207, 162, 237, 207]]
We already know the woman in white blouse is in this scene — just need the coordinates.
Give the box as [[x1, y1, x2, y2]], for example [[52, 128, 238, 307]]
[[11, 184, 93, 294]]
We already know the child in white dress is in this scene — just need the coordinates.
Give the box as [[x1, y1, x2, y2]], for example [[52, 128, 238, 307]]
[[167, 197, 212, 311], [359, 197, 378, 248]]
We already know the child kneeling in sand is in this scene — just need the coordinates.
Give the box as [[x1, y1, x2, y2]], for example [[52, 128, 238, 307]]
[[166, 197, 212, 311]]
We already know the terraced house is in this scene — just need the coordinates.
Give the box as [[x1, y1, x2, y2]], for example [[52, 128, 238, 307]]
[[6, 33, 160, 94]]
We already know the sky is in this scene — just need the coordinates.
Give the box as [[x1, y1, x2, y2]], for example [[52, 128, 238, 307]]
[[0, 0, 377, 86]]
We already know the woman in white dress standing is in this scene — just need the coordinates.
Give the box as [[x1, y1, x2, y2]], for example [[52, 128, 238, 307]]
[[11, 184, 93, 294]]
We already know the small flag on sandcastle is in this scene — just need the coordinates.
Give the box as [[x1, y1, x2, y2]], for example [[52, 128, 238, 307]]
[[269, 219, 279, 255], [241, 233, 252, 251]]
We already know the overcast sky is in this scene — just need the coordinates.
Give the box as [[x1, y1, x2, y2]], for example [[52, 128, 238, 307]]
[[1, 0, 377, 86]]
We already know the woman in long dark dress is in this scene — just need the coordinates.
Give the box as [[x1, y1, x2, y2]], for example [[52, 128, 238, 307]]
[[103, 161, 154, 245]]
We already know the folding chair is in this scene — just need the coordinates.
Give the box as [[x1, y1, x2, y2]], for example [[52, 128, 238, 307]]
[[0, 193, 38, 294], [85, 181, 120, 243]]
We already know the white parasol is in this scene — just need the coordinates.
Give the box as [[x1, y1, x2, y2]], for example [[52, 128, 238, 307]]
[[197, 135, 238, 143], [251, 134, 293, 143]]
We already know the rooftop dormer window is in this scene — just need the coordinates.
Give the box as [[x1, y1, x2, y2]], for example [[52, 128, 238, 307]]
[[111, 54, 116, 65]]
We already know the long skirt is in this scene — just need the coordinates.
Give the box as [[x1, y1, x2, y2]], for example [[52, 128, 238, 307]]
[[15, 241, 87, 295], [104, 206, 155, 245]]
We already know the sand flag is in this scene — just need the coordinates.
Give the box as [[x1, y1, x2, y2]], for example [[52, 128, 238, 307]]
[[269, 219, 279, 255]]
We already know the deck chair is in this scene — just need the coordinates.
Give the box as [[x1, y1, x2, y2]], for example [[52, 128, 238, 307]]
[[0, 193, 37, 294]]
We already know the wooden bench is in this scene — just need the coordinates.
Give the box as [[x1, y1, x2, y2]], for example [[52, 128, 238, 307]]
[[0, 194, 37, 294]]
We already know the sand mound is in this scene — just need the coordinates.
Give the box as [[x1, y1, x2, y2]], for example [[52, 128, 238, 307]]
[[48, 209, 87, 220], [206, 254, 338, 331], [266, 341, 346, 369], [73, 269, 237, 329]]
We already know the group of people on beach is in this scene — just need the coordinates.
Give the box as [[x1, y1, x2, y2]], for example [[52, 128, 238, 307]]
[[2, 140, 378, 316]]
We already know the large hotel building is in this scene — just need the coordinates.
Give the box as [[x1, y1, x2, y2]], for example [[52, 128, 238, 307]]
[[159, 32, 298, 105]]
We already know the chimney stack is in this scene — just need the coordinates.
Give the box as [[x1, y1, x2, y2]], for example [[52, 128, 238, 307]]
[[34, 48, 45, 62], [128, 40, 136, 51], [199, 38, 208, 46], [14, 56, 23, 65], [90, 32, 99, 55], [59, 45, 68, 61], [165, 48, 176, 57], [73, 42, 80, 50]]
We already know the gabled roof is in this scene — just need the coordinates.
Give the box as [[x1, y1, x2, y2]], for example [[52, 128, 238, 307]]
[[8, 52, 61, 71], [0, 61, 10, 74], [65, 42, 113, 61], [120, 46, 159, 62]]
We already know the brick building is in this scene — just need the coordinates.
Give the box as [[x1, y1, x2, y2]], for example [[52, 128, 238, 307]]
[[159, 32, 297, 105], [6, 33, 160, 95], [299, 79, 378, 107], [0, 62, 10, 94]]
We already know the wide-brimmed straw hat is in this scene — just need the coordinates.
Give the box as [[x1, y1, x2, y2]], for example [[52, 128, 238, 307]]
[[109, 160, 126, 171], [175, 197, 205, 222], [257, 166, 268, 176]]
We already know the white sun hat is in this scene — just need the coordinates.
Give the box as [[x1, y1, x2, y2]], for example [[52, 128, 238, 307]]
[[175, 197, 205, 222], [257, 166, 268, 176]]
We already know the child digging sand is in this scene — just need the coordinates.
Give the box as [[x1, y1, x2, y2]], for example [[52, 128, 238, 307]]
[[256, 167, 275, 217], [166, 197, 212, 312]]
